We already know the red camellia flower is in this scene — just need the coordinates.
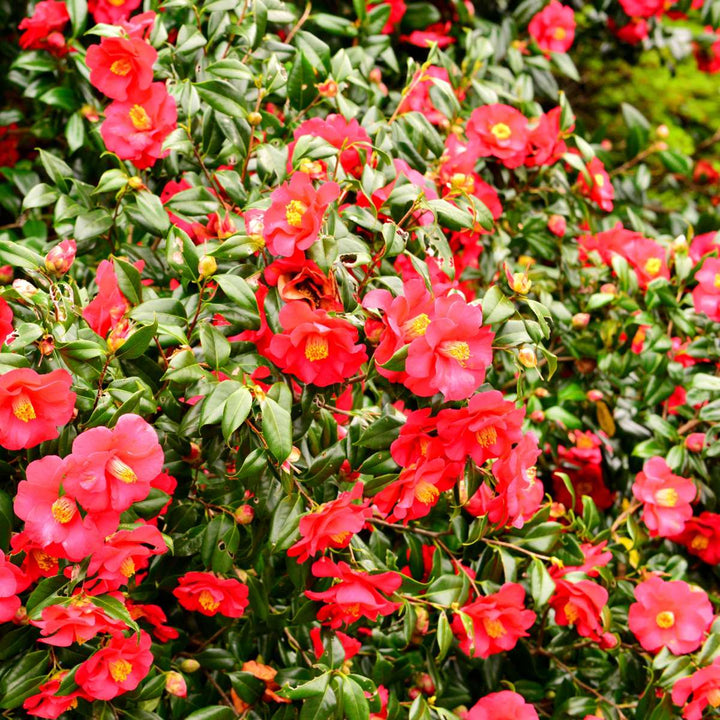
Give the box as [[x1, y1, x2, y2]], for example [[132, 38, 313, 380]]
[[452, 583, 536, 658], [619, 0, 665, 17], [628, 576, 713, 655], [404, 294, 494, 402], [173, 571, 250, 617], [76, 631, 154, 701], [436, 390, 525, 465], [22, 670, 86, 719], [525, 107, 569, 167], [0, 368, 75, 450], [670, 512, 720, 565], [19, 0, 69, 56], [267, 301, 367, 387], [263, 173, 340, 256], [14, 455, 110, 562], [264, 252, 342, 311], [0, 297, 14, 346], [126, 601, 179, 642], [632, 457, 695, 538], [467, 690, 539, 720], [288, 482, 372, 563], [528, 1, 576, 54], [692, 256, 720, 321], [31, 595, 124, 646], [86, 36, 157, 101], [88, 0, 142, 25], [64, 413, 163, 514], [466, 104, 530, 168], [578, 156, 614, 212], [101, 82, 177, 170], [549, 578, 613, 645], [305, 557, 402, 628], [0, 550, 29, 623], [397, 66, 459, 126], [672, 657, 720, 720], [83, 260, 130, 337]]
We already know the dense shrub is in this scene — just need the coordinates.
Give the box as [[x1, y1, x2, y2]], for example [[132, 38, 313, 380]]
[[2, 0, 720, 719]]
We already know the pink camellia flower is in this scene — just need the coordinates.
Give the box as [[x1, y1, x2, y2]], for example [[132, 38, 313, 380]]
[[672, 657, 720, 720], [466, 104, 529, 168], [578, 156, 614, 212], [173, 571, 249, 617], [45, 238, 76, 276], [18, 0, 69, 55], [436, 390, 525, 465], [692, 257, 720, 321], [528, 1, 575, 54], [0, 368, 75, 450], [396, 66, 458, 126], [31, 595, 124, 646], [0, 551, 30, 623], [22, 670, 86, 719], [87, 523, 167, 590], [628, 576, 713, 655], [632, 457, 695, 538], [86, 36, 157, 101], [689, 230, 720, 263], [623, 237, 669, 289], [119, 10, 156, 39], [267, 301, 367, 387], [288, 482, 373, 563], [88, 0, 142, 25], [63, 413, 164, 514], [83, 260, 129, 337], [0, 297, 14, 346], [670, 513, 720, 565], [305, 557, 402, 628], [263, 173, 340, 257], [76, 631, 154, 701], [525, 107, 568, 167], [548, 214, 566, 237], [14, 455, 113, 562], [467, 690, 539, 720], [619, 0, 665, 17], [404, 294, 494, 402], [452, 583, 536, 658], [101, 82, 177, 170]]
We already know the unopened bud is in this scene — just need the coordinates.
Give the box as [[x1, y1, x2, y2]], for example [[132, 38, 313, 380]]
[[518, 346, 537, 368], [672, 235, 688, 254], [685, 433, 705, 453], [369, 68, 383, 84], [586, 389, 604, 402], [534, 387, 550, 398], [572, 312, 590, 329], [234, 504, 255, 525], [547, 214, 566, 237], [247, 111, 262, 126], [0, 266, 13, 284], [45, 238, 76, 276], [529, 410, 545, 423], [316, 79, 338, 98], [415, 606, 430, 635], [127, 176, 145, 190], [600, 283, 617, 295], [656, 124, 670, 138], [198, 255, 217, 279], [165, 671, 187, 697], [180, 659, 200, 673], [511, 272, 532, 295]]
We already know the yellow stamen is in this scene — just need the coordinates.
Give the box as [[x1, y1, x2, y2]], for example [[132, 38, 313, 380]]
[[450, 173, 475, 194], [644, 257, 662, 276], [129, 105, 151, 131], [107, 456, 138, 484], [344, 603, 361, 619], [109, 659, 133, 682], [594, 173, 605, 187], [198, 590, 220, 613], [476, 426, 497, 448], [330, 531, 351, 544], [656, 611, 675, 629], [483, 618, 506, 638], [553, 26, 567, 40], [12, 396, 36, 423], [714, 274, 720, 289], [404, 313, 431, 339], [576, 435, 594, 449], [34, 551, 55, 571], [564, 602, 579, 624], [51, 497, 76, 525], [110, 58, 132, 76], [526, 466, 537, 485], [654, 487, 679, 508], [304, 335, 329, 361], [441, 340, 471, 367], [108, 0, 125, 6], [120, 557, 136, 577], [691, 534, 709, 551], [285, 200, 308, 228], [414, 481, 440, 504], [490, 123, 512, 141], [707, 688, 720, 708]]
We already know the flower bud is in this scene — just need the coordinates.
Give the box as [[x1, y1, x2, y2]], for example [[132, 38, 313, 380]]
[[656, 124, 670, 138], [165, 671, 187, 698], [600, 283, 617, 295], [127, 176, 145, 190], [45, 238, 76, 276], [80, 104, 100, 122], [518, 346, 537, 368], [369, 68, 383, 84], [180, 659, 200, 673], [534, 387, 550, 398], [672, 235, 688, 254], [0, 266, 13, 284], [198, 255, 217, 279], [655, 141, 668, 152], [12, 279, 37, 298], [547, 214, 566, 237], [316, 79, 338, 98], [685, 433, 705, 453], [415, 606, 430, 636], [586, 389, 604, 402], [247, 111, 262, 126], [572, 312, 590, 329], [234, 504, 255, 525], [511, 272, 532, 295], [600, 139, 612, 151], [529, 410, 545, 423]]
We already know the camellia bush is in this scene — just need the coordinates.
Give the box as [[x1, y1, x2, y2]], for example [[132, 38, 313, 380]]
[[5, 0, 720, 718]]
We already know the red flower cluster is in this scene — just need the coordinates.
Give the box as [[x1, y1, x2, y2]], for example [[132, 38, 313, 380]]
[[18, 0, 70, 56], [173, 571, 249, 617]]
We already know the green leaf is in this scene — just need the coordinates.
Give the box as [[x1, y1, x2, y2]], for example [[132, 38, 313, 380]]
[[195, 80, 247, 118], [287, 52, 318, 110], [436, 611, 453, 661], [201, 514, 240, 573], [185, 708, 237, 720], [75, 209, 113, 241], [261, 397, 292, 463], [221, 387, 253, 441], [284, 673, 330, 700], [113, 256, 142, 306], [114, 319, 158, 359], [341, 677, 370, 720], [528, 558, 556, 608], [0, 650, 49, 709], [482, 285, 516, 325], [131, 191, 170, 235], [199, 322, 231, 369], [66, 0, 87, 35], [0, 237, 43, 269]]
